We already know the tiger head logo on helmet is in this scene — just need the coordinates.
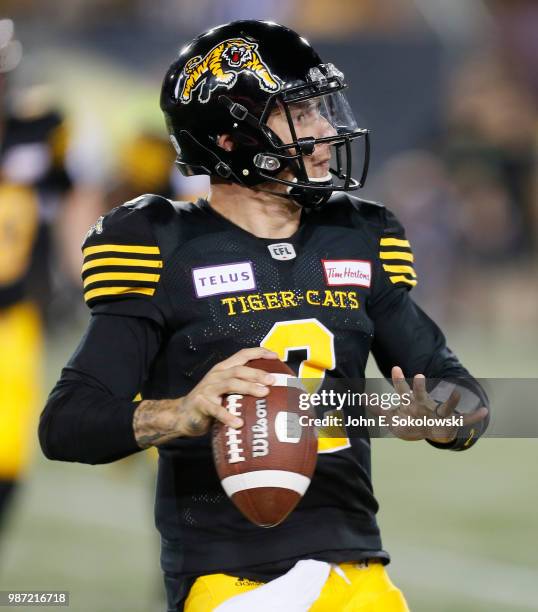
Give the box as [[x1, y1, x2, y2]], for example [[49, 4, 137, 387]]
[[177, 37, 282, 104]]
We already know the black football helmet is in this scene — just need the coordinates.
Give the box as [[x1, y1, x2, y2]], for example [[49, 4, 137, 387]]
[[160, 20, 370, 208]]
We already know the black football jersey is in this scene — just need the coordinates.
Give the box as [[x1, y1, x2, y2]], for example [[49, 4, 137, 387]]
[[0, 110, 71, 308], [79, 193, 484, 576]]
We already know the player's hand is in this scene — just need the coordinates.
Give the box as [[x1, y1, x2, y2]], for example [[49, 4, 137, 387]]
[[133, 347, 278, 447], [179, 346, 278, 435], [367, 366, 489, 443]]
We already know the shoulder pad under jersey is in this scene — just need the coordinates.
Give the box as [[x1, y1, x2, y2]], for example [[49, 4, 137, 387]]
[[80, 194, 173, 319], [327, 193, 417, 290]]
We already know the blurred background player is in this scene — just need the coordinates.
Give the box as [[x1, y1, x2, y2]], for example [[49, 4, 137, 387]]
[[105, 131, 208, 212], [0, 19, 75, 550], [0, 18, 207, 559]]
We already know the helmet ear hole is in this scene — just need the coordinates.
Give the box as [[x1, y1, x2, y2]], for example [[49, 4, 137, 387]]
[[216, 134, 235, 152], [233, 131, 260, 148], [216, 131, 260, 150]]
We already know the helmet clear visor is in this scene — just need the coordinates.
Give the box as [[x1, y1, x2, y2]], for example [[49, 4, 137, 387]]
[[256, 63, 370, 193], [266, 90, 360, 147]]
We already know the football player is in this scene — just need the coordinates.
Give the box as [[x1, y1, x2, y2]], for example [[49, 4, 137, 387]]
[[39, 21, 489, 611], [0, 19, 74, 545]]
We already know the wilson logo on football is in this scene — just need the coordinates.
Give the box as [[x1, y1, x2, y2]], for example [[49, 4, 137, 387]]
[[176, 37, 282, 104]]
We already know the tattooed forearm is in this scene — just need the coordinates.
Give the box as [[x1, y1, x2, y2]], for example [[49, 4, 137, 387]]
[[133, 398, 208, 449]]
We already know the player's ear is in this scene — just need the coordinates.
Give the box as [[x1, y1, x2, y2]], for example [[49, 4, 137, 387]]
[[216, 134, 235, 152]]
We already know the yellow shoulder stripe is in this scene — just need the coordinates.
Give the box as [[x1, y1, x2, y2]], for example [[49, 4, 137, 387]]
[[382, 264, 417, 278], [82, 257, 163, 272], [83, 272, 160, 288], [380, 237, 410, 248], [83, 244, 160, 257], [379, 251, 414, 263], [84, 286, 156, 301], [389, 275, 417, 287]]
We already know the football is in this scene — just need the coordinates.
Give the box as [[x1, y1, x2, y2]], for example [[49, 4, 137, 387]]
[[212, 358, 318, 527]]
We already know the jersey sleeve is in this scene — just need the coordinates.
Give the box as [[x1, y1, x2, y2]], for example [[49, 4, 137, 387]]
[[81, 201, 167, 326], [368, 206, 489, 452], [377, 207, 418, 291], [39, 313, 162, 464]]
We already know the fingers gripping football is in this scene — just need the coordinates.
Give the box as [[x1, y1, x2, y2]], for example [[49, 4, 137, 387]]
[[182, 348, 278, 432], [134, 347, 279, 447]]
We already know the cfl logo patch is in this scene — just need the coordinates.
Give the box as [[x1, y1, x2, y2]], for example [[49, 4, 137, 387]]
[[268, 243, 296, 261]]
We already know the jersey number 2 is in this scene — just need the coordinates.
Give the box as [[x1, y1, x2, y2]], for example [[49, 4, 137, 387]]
[[261, 318, 351, 454]]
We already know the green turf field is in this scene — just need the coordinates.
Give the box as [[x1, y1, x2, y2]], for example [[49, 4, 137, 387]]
[[0, 324, 536, 611]]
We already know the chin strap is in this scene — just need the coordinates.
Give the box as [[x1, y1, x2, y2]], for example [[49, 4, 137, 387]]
[[254, 181, 333, 210], [286, 176, 334, 210]]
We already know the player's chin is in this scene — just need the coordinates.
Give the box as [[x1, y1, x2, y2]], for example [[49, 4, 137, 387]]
[[307, 161, 331, 179]]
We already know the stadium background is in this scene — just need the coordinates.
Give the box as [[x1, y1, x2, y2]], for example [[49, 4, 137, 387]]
[[0, 1, 537, 610]]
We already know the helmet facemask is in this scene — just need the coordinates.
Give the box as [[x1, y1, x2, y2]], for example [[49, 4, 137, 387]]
[[216, 63, 369, 208], [259, 64, 369, 204]]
